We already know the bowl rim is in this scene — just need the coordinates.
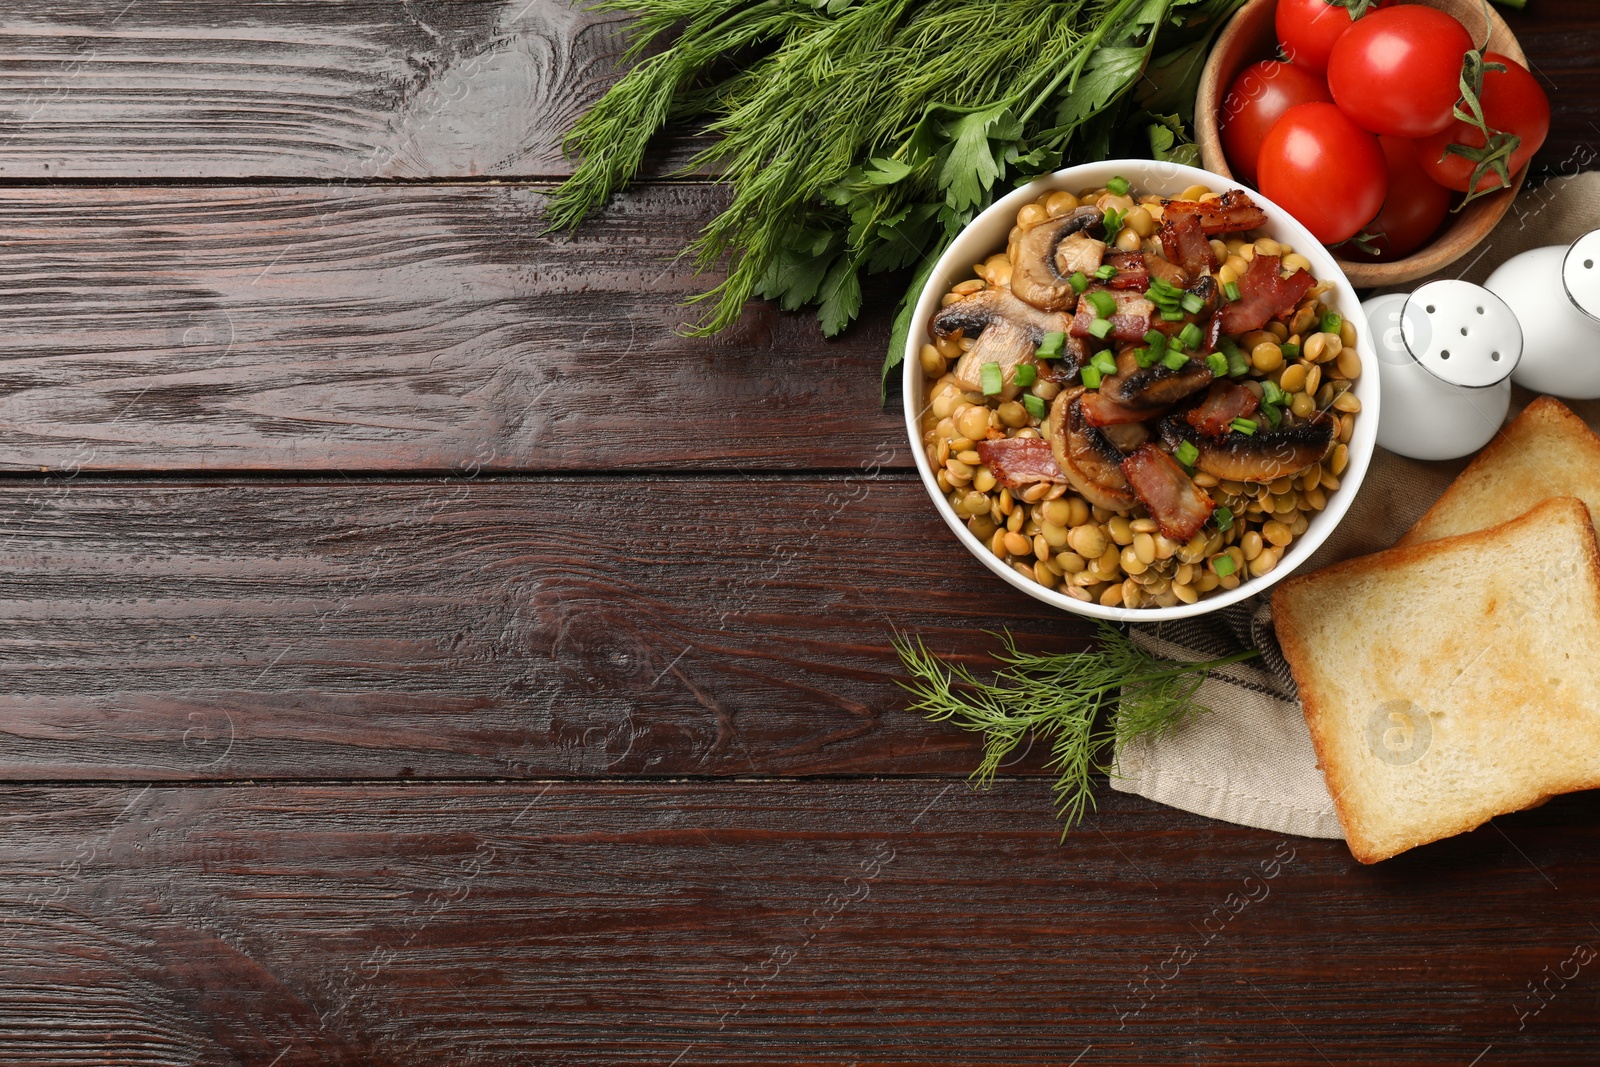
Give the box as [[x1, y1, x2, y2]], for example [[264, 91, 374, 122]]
[[902, 158, 1379, 622]]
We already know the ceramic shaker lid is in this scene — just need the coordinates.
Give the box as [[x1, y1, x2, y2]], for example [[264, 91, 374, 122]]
[[1400, 280, 1523, 389], [1562, 229, 1600, 322]]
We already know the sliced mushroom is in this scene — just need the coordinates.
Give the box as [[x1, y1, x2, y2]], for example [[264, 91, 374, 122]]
[[1010, 206, 1104, 312], [1050, 388, 1138, 512], [1099, 346, 1213, 411], [931, 288, 1076, 392], [1161, 417, 1335, 484]]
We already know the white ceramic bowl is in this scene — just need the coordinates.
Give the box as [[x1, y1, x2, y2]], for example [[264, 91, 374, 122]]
[[902, 159, 1378, 622]]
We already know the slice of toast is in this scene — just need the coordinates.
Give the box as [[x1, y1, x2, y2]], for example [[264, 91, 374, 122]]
[[1400, 396, 1600, 546], [1273, 496, 1600, 863]]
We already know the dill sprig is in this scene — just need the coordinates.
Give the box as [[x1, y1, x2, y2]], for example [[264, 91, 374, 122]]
[[894, 624, 1259, 830], [548, 0, 1245, 380]]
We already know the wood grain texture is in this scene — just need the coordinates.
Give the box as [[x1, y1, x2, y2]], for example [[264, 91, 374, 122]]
[[0, 0, 707, 180], [0, 780, 1595, 1064], [0, 184, 901, 473], [0, 1, 1593, 182], [0, 476, 1093, 779]]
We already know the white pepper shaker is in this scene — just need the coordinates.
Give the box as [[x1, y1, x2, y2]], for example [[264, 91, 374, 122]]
[[1485, 228, 1600, 398], [1364, 280, 1523, 461]]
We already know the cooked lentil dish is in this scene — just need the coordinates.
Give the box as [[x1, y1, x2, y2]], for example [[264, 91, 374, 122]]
[[919, 179, 1361, 609]]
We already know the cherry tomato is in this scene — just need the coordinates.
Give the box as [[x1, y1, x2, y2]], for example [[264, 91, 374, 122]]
[[1339, 137, 1454, 261], [1415, 53, 1551, 195], [1274, 0, 1391, 75], [1219, 61, 1334, 185], [1327, 6, 1475, 138], [1257, 102, 1387, 244]]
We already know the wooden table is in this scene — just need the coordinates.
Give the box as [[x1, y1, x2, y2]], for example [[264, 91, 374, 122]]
[[0, 2, 1596, 1063]]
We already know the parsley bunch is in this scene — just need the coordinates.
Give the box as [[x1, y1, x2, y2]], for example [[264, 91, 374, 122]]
[[548, 0, 1245, 383]]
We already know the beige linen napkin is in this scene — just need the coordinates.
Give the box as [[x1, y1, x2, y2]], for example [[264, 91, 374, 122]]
[[1111, 170, 1600, 839]]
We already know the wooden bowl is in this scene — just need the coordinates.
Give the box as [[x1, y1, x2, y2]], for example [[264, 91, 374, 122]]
[[1194, 0, 1527, 288]]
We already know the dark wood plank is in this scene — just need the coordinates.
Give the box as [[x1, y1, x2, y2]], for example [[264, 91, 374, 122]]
[[0, 0, 709, 181], [0, 780, 1595, 1064], [0, 476, 1090, 779], [0, 1, 1591, 181], [0, 184, 900, 473]]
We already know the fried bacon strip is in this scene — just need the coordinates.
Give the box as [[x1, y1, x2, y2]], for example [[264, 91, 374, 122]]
[[1218, 253, 1313, 335], [1121, 445, 1216, 543]]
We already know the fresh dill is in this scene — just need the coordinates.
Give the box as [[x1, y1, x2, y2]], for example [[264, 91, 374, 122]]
[[893, 624, 1259, 831], [547, 0, 1246, 384]]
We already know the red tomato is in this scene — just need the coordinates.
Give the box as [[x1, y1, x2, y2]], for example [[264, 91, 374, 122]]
[[1415, 53, 1551, 194], [1275, 0, 1391, 75], [1257, 102, 1387, 244], [1339, 137, 1454, 261], [1327, 6, 1475, 138], [1219, 61, 1334, 185]]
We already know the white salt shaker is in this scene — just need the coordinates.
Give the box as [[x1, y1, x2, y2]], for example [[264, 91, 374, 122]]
[[1364, 280, 1523, 461], [1485, 229, 1600, 398]]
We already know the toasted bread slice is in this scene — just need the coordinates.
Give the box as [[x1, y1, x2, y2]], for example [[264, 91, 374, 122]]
[[1273, 496, 1600, 863], [1400, 396, 1600, 546]]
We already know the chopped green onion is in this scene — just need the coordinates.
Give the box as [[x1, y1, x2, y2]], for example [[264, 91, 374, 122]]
[[1222, 280, 1241, 302], [1161, 309, 1185, 322], [1102, 208, 1124, 242], [1023, 393, 1048, 419], [1260, 401, 1282, 428], [980, 361, 1004, 396], [1321, 310, 1343, 335], [1088, 318, 1113, 339], [1206, 351, 1229, 378], [1091, 350, 1118, 376], [1036, 331, 1065, 359], [1178, 322, 1204, 350], [1135, 347, 1160, 368], [1262, 380, 1285, 405], [1230, 417, 1258, 435], [1280, 342, 1301, 361], [1220, 339, 1250, 377], [1144, 329, 1167, 352], [1162, 350, 1190, 371], [1081, 364, 1103, 389], [1213, 554, 1237, 577], [1214, 506, 1233, 533], [1087, 290, 1117, 319], [1181, 292, 1206, 315], [1012, 363, 1038, 387], [1069, 271, 1089, 294], [1175, 440, 1199, 467], [1094, 263, 1118, 281], [1106, 175, 1130, 196]]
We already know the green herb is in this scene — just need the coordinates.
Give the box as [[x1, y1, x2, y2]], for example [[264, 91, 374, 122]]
[[1106, 175, 1130, 196], [1213, 554, 1236, 577], [1205, 351, 1229, 377], [1013, 363, 1039, 387], [1069, 271, 1090, 294], [1094, 263, 1119, 280], [1220, 339, 1250, 377], [547, 0, 1249, 389], [1261, 380, 1285, 405], [1214, 505, 1233, 532], [1260, 401, 1282, 428], [1162, 350, 1190, 371], [981, 361, 1004, 395], [1089, 318, 1114, 339], [1143, 328, 1167, 352], [1320, 310, 1343, 335], [894, 626, 1260, 830], [1230, 417, 1257, 435], [1087, 290, 1118, 318], [1181, 292, 1206, 315], [1222, 280, 1241, 302], [1101, 207, 1126, 243], [1036, 330, 1066, 359], [1175, 439, 1199, 467], [1280, 341, 1301, 361], [1023, 392, 1049, 418], [1135, 346, 1160, 368], [1081, 364, 1104, 389], [1091, 350, 1118, 376], [1178, 321, 1203, 350], [1161, 309, 1186, 322]]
